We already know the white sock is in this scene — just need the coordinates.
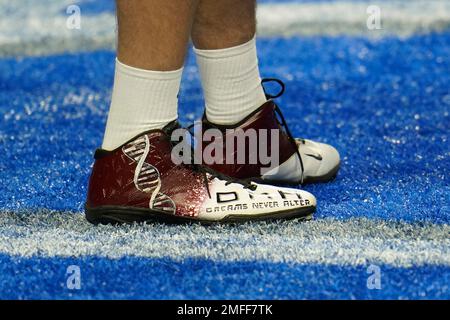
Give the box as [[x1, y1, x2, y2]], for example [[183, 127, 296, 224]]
[[102, 59, 182, 150], [194, 37, 267, 125]]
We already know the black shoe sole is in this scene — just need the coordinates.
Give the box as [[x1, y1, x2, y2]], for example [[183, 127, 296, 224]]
[[85, 204, 315, 225]]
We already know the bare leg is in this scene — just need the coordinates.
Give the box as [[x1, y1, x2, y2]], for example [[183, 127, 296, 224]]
[[191, 0, 256, 50], [117, 0, 199, 70]]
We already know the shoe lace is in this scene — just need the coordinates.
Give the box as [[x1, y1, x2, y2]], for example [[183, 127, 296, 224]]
[[165, 124, 257, 199], [262, 78, 305, 184]]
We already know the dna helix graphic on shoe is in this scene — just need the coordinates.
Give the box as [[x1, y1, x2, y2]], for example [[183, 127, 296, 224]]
[[122, 135, 176, 214]]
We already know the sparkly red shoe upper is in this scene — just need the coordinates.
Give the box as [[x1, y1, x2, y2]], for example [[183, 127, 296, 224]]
[[86, 126, 209, 218], [200, 100, 299, 180]]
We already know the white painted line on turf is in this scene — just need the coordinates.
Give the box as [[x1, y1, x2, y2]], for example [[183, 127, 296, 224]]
[[0, 210, 449, 267], [257, 1, 450, 37], [1, 0, 450, 57]]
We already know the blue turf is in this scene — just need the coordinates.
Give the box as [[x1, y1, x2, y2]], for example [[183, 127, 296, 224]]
[[71, 0, 116, 15], [1, 33, 449, 224], [1, 29, 449, 299], [1, 254, 448, 300]]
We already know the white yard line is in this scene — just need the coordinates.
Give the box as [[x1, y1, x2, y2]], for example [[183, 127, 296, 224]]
[[1, 210, 449, 267]]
